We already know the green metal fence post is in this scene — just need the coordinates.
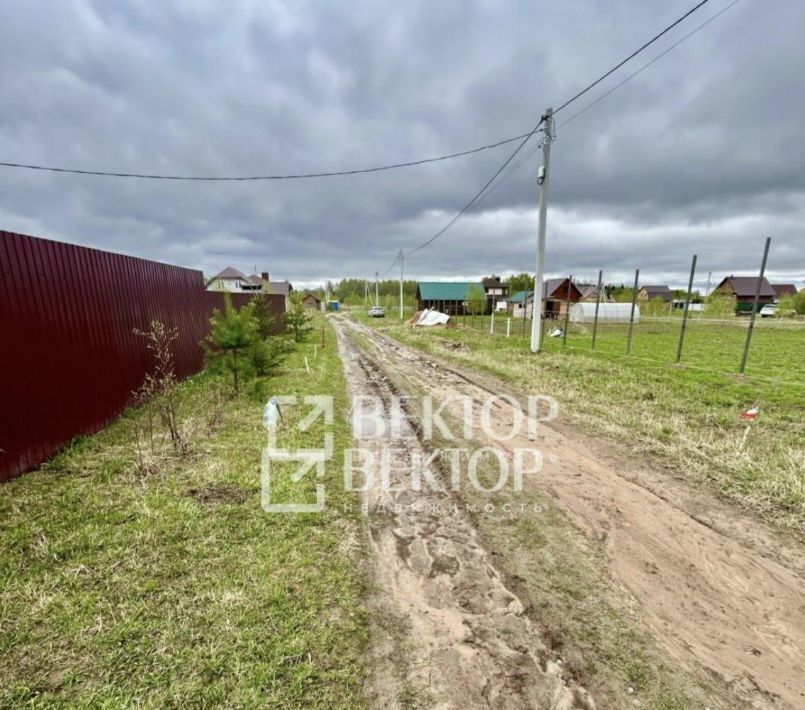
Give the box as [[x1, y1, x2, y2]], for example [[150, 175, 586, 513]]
[[626, 268, 640, 355], [591, 270, 603, 350], [739, 237, 771, 374], [675, 254, 697, 363], [562, 274, 572, 346]]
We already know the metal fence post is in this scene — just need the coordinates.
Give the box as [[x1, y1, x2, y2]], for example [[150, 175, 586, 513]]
[[507, 317, 511, 338], [490, 311, 495, 335], [626, 268, 640, 355], [563, 274, 572, 346], [540, 308, 546, 347], [675, 254, 697, 363], [591, 270, 603, 350], [739, 237, 771, 374]]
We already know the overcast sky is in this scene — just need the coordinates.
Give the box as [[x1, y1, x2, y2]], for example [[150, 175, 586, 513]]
[[1, 0, 804, 290]]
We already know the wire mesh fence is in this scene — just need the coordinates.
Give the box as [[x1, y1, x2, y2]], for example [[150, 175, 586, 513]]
[[456, 309, 804, 385]]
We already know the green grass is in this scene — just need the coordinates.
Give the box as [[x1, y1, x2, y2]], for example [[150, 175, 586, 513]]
[[354, 312, 805, 532], [451, 312, 805, 382], [0, 318, 368, 708]]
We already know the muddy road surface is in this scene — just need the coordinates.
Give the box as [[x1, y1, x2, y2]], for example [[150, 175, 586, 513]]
[[335, 320, 594, 709], [334, 316, 805, 709]]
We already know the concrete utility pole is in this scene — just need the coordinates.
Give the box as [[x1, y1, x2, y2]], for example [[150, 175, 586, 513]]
[[375, 271, 379, 307], [530, 108, 554, 353], [399, 250, 404, 319]]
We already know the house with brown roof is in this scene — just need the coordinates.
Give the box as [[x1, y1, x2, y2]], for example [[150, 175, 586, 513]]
[[637, 285, 673, 303], [482, 275, 508, 311], [772, 283, 798, 299], [301, 292, 322, 309], [507, 278, 583, 319], [543, 278, 583, 318], [714, 276, 776, 313]]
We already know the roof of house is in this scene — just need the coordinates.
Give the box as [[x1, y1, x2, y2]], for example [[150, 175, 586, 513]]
[[482, 276, 506, 289], [247, 274, 263, 285], [302, 291, 321, 302], [772, 283, 798, 297], [263, 280, 292, 296], [417, 282, 484, 301], [507, 280, 577, 303], [543, 277, 579, 299], [640, 285, 673, 301], [576, 284, 599, 299], [211, 266, 249, 281], [509, 290, 533, 303], [716, 276, 776, 298]]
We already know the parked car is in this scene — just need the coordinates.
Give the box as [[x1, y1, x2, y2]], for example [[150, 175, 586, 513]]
[[759, 303, 777, 318], [368, 306, 385, 318]]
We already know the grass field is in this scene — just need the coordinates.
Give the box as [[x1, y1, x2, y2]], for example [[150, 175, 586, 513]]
[[478, 312, 805, 383], [0, 317, 368, 708], [355, 310, 805, 532]]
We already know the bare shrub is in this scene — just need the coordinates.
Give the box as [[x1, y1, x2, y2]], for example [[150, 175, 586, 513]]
[[207, 384, 225, 430], [133, 321, 188, 462]]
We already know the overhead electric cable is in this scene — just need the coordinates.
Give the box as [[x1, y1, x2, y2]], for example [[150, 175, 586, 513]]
[[451, 0, 742, 212], [553, 0, 712, 114], [0, 1, 713, 185], [403, 0, 715, 256], [0, 134, 531, 181]]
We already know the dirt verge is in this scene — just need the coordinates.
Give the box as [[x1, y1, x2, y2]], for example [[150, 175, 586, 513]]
[[341, 316, 805, 709]]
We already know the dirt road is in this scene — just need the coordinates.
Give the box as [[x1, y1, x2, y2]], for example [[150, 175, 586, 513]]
[[335, 316, 805, 709], [335, 320, 594, 709]]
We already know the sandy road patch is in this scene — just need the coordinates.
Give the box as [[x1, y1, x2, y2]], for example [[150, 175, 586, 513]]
[[342, 317, 805, 709], [334, 320, 593, 709]]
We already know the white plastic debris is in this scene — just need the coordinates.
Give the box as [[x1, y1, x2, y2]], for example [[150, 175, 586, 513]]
[[415, 308, 450, 327], [262, 398, 283, 429], [549, 327, 563, 338]]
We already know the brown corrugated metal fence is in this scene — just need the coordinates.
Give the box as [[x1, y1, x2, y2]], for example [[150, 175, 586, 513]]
[[0, 230, 284, 482]]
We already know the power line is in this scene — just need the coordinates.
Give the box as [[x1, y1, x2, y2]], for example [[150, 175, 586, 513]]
[[0, 2, 714, 184], [380, 251, 400, 277], [443, 0, 742, 212], [409, 116, 546, 253], [0, 133, 531, 182], [554, 0, 712, 113], [404, 0, 715, 258], [559, 0, 741, 129]]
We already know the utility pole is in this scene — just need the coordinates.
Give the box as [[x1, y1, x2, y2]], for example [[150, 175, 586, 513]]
[[399, 250, 404, 319], [530, 108, 554, 353], [705, 271, 712, 299], [375, 271, 379, 307]]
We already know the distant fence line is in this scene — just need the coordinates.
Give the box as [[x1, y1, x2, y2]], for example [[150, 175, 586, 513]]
[[0, 230, 283, 482]]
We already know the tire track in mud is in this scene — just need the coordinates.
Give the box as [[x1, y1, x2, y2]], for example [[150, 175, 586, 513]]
[[333, 320, 594, 709], [341, 317, 805, 709]]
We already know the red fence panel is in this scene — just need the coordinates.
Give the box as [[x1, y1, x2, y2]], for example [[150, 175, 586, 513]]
[[0, 231, 284, 482]]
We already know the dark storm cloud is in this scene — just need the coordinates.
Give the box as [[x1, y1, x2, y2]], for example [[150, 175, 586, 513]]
[[0, 0, 803, 289]]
